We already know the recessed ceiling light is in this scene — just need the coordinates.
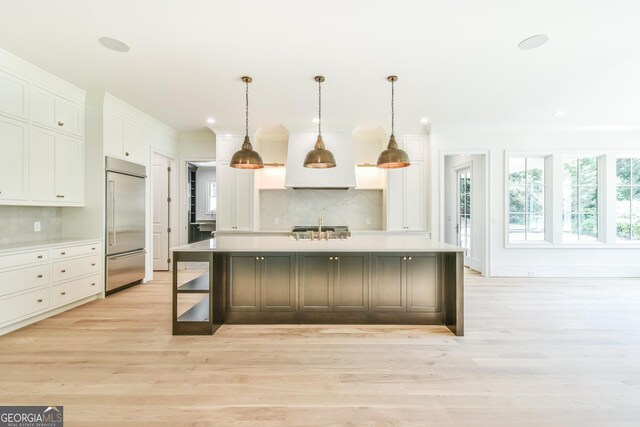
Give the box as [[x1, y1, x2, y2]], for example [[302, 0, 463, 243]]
[[518, 34, 549, 50], [552, 110, 565, 116], [312, 117, 320, 123], [206, 118, 215, 124], [98, 37, 130, 52], [420, 117, 430, 124]]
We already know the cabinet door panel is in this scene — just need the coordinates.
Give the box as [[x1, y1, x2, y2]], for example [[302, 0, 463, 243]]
[[0, 117, 28, 201], [104, 112, 125, 157], [261, 254, 295, 311], [404, 161, 425, 231], [234, 169, 254, 231], [30, 86, 56, 128], [28, 126, 56, 201], [402, 136, 425, 160], [371, 254, 405, 312], [334, 255, 368, 312], [386, 169, 404, 231], [0, 70, 28, 119], [123, 120, 145, 163], [56, 97, 83, 136], [228, 255, 259, 311], [55, 135, 82, 202], [216, 162, 234, 231], [406, 254, 439, 312], [299, 255, 333, 311]]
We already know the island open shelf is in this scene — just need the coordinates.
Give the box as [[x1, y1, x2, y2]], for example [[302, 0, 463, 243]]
[[171, 235, 464, 336]]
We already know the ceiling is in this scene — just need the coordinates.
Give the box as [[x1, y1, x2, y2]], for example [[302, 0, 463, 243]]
[[1, 0, 639, 134]]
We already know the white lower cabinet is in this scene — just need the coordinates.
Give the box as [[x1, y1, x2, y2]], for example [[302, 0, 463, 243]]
[[0, 240, 102, 333]]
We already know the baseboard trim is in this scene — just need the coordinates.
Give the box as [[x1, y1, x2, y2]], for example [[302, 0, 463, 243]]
[[491, 264, 640, 278]]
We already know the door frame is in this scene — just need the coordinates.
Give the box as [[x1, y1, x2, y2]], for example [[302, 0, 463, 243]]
[[150, 150, 177, 272], [439, 150, 491, 276]]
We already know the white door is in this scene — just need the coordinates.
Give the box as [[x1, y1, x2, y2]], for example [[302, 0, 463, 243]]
[[152, 153, 171, 271], [456, 168, 472, 266], [0, 116, 28, 201]]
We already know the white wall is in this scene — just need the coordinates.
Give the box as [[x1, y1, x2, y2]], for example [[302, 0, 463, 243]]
[[431, 126, 640, 277]]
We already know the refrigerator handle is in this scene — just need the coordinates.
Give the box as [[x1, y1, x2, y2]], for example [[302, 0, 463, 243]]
[[108, 180, 116, 246]]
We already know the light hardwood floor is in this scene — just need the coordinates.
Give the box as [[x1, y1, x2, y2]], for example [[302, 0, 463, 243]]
[[1, 271, 640, 426]]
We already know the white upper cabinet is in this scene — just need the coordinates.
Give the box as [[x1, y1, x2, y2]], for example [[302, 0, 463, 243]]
[[216, 160, 254, 231], [29, 125, 82, 205], [0, 116, 28, 201], [216, 135, 242, 161], [30, 85, 83, 137], [386, 161, 426, 231], [400, 135, 425, 160], [0, 70, 28, 119], [104, 110, 147, 164]]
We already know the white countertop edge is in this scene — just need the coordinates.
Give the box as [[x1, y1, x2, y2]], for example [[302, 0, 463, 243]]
[[171, 236, 462, 253], [0, 238, 103, 255]]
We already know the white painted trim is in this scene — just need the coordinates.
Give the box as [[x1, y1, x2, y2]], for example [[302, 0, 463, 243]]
[[179, 157, 216, 246], [491, 264, 640, 278]]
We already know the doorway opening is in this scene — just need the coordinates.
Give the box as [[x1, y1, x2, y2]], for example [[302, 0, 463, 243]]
[[442, 153, 488, 275], [152, 152, 176, 271], [183, 160, 217, 244]]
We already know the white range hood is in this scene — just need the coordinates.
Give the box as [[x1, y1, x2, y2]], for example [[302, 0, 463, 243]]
[[284, 132, 356, 189]]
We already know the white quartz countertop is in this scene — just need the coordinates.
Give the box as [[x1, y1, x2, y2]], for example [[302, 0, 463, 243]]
[[0, 238, 102, 255], [171, 235, 462, 253]]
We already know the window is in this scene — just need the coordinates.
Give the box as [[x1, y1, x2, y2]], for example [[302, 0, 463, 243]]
[[562, 157, 599, 242], [616, 158, 640, 242], [508, 157, 546, 241]]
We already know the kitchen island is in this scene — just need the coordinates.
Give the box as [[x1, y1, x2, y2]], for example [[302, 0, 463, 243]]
[[171, 235, 464, 336]]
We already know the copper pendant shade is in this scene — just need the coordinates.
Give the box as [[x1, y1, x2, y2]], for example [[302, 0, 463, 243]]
[[304, 76, 336, 168], [230, 76, 264, 169], [377, 76, 410, 169]]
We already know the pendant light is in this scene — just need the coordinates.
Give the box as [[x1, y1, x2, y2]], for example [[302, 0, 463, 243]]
[[304, 76, 336, 168], [230, 76, 264, 169], [377, 75, 410, 169]]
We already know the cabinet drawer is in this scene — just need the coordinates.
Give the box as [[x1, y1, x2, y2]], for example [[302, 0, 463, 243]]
[[0, 250, 49, 269], [52, 255, 100, 282], [0, 264, 50, 297], [0, 287, 50, 325], [52, 243, 100, 260], [52, 274, 100, 308]]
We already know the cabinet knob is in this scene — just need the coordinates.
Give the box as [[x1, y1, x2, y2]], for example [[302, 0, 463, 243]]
[[402, 256, 407, 260], [335, 257, 339, 260], [37, 299, 43, 303], [125, 152, 130, 156], [37, 274, 43, 278], [408, 256, 412, 260], [329, 256, 333, 260], [256, 256, 260, 260], [61, 269, 66, 273], [91, 263, 96, 266], [61, 252, 66, 255], [37, 255, 43, 259], [91, 283, 96, 286], [61, 292, 66, 295], [58, 121, 64, 126], [261, 256, 265, 260]]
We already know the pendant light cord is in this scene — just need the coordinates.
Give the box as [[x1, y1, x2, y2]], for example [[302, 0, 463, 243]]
[[318, 79, 322, 136], [245, 80, 249, 138], [391, 78, 395, 136]]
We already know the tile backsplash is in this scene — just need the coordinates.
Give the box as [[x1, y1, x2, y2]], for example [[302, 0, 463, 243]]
[[0, 207, 62, 245], [260, 189, 383, 230]]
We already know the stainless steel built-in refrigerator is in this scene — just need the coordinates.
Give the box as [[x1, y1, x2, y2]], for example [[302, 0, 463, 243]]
[[105, 156, 146, 294]]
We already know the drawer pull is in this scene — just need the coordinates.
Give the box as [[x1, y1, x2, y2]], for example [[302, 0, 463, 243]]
[[92, 247, 96, 250], [125, 152, 130, 156], [91, 283, 96, 286], [91, 263, 96, 266], [37, 299, 43, 303], [37, 274, 43, 278], [56, 195, 65, 198], [61, 252, 66, 255], [61, 292, 66, 296], [37, 255, 43, 259], [61, 269, 66, 273], [58, 121, 64, 126]]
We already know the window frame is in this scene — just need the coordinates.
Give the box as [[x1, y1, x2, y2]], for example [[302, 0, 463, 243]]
[[614, 156, 640, 243]]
